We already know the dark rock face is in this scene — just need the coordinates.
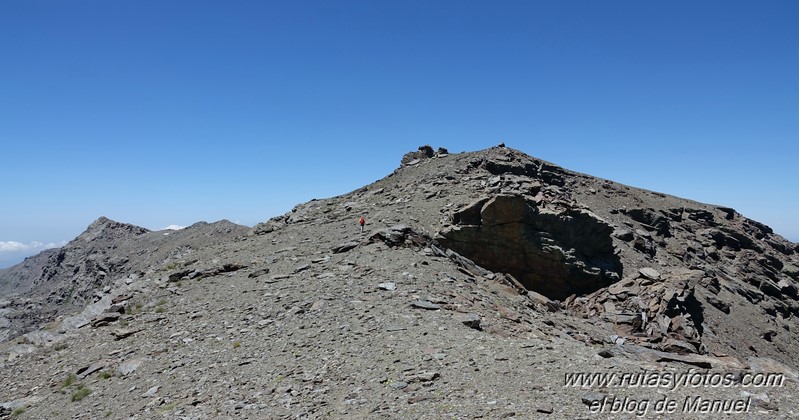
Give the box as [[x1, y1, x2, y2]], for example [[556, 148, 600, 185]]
[[438, 195, 622, 300]]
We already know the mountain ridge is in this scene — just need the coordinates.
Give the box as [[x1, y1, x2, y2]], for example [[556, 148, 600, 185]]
[[1, 145, 798, 418], [0, 217, 249, 342]]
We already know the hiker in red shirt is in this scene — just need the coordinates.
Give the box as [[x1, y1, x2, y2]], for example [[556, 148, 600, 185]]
[[359, 217, 365, 233]]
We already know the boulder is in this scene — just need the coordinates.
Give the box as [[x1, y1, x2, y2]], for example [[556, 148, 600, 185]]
[[117, 358, 145, 376], [410, 300, 440, 310], [77, 360, 111, 379], [456, 313, 482, 330], [248, 267, 271, 278], [639, 268, 661, 281], [747, 357, 799, 383], [614, 229, 634, 242], [91, 313, 120, 328], [601, 343, 746, 370], [401, 145, 436, 166], [624, 208, 672, 237], [782, 264, 799, 280], [367, 225, 427, 248], [331, 241, 359, 254]]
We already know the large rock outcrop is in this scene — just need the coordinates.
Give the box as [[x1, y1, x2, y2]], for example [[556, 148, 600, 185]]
[[437, 195, 623, 300]]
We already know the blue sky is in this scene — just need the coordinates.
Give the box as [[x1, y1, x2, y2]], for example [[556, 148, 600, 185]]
[[1, 1, 797, 267]]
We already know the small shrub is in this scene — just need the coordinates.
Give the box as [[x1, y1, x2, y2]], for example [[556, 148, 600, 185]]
[[127, 303, 143, 315], [158, 403, 177, 413], [60, 373, 77, 389], [71, 385, 91, 402], [65, 286, 76, 304]]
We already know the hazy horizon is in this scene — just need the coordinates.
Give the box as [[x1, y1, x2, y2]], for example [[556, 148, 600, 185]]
[[2, 142, 797, 269]]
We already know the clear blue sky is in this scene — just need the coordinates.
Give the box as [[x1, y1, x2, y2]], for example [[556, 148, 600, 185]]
[[1, 1, 797, 267]]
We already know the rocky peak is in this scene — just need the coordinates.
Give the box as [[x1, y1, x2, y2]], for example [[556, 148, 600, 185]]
[[0, 217, 248, 342], [389, 145, 799, 363], [76, 217, 150, 244]]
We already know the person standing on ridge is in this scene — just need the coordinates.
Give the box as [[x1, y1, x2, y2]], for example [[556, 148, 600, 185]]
[[359, 216, 366, 233]]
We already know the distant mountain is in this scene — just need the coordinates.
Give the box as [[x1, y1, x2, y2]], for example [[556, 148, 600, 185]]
[[0, 217, 248, 341]]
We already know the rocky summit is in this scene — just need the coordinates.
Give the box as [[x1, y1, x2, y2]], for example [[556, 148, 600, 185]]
[[1, 145, 798, 419]]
